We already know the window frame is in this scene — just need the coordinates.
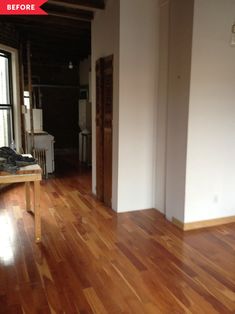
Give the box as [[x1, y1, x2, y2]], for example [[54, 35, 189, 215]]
[[0, 49, 14, 144]]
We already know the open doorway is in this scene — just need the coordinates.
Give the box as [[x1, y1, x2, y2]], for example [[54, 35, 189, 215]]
[[1, 10, 93, 187]]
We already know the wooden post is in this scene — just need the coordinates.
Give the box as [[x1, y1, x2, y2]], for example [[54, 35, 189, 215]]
[[19, 43, 26, 153], [27, 40, 35, 153]]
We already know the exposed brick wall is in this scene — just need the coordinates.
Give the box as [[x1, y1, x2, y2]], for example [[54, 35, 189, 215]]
[[0, 22, 19, 48]]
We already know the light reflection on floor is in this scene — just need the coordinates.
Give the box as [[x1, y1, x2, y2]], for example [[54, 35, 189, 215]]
[[0, 211, 15, 264]]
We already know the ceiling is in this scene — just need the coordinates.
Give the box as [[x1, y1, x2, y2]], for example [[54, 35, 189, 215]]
[[1, 0, 105, 64]]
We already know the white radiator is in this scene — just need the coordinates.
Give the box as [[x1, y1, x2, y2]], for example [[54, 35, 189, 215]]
[[33, 148, 47, 178], [27, 132, 55, 173]]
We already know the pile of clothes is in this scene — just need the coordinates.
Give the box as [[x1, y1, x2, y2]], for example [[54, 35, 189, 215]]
[[0, 147, 37, 174]]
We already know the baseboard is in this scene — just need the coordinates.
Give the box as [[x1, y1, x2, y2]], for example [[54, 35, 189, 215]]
[[172, 216, 235, 231]]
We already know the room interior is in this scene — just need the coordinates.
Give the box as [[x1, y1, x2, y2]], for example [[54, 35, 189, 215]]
[[0, 0, 235, 312]]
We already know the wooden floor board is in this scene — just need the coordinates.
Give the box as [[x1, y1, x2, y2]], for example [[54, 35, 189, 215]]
[[0, 168, 235, 313]]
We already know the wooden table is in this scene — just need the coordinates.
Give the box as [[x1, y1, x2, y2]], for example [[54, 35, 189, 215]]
[[0, 164, 42, 242]]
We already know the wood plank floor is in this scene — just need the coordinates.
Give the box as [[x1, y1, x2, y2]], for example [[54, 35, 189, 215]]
[[0, 169, 235, 313]]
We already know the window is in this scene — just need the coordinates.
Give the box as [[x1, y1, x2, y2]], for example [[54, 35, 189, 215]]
[[0, 50, 13, 147]]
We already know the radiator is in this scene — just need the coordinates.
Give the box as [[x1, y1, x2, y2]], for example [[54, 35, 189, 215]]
[[33, 148, 47, 178]]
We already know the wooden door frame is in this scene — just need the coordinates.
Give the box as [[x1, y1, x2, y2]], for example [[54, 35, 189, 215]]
[[95, 55, 113, 207]]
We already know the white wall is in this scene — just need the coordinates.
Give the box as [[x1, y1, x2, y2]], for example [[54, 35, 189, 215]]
[[91, 0, 120, 209], [165, 0, 194, 221], [117, 0, 159, 212], [92, 0, 235, 221], [79, 55, 91, 86], [185, 0, 235, 222], [92, 0, 159, 212]]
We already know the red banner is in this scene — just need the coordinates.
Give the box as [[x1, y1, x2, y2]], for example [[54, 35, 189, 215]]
[[0, 0, 48, 15]]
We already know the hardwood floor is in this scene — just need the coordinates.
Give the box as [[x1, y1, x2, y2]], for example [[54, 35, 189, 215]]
[[0, 169, 235, 313]]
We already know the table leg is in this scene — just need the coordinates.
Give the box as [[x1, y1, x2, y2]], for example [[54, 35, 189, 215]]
[[25, 182, 31, 212], [34, 180, 41, 243]]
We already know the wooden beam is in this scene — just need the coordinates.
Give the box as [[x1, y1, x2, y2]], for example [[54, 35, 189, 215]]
[[19, 43, 26, 152], [46, 10, 92, 21], [26, 40, 35, 152], [43, 3, 94, 21], [48, 0, 105, 11]]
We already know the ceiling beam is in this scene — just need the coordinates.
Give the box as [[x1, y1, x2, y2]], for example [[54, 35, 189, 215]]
[[43, 3, 94, 21], [48, 0, 105, 12], [46, 10, 93, 22], [47, 10, 90, 21], [4, 16, 90, 31]]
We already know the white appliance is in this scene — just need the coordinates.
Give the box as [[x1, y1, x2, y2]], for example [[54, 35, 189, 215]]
[[27, 131, 55, 173]]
